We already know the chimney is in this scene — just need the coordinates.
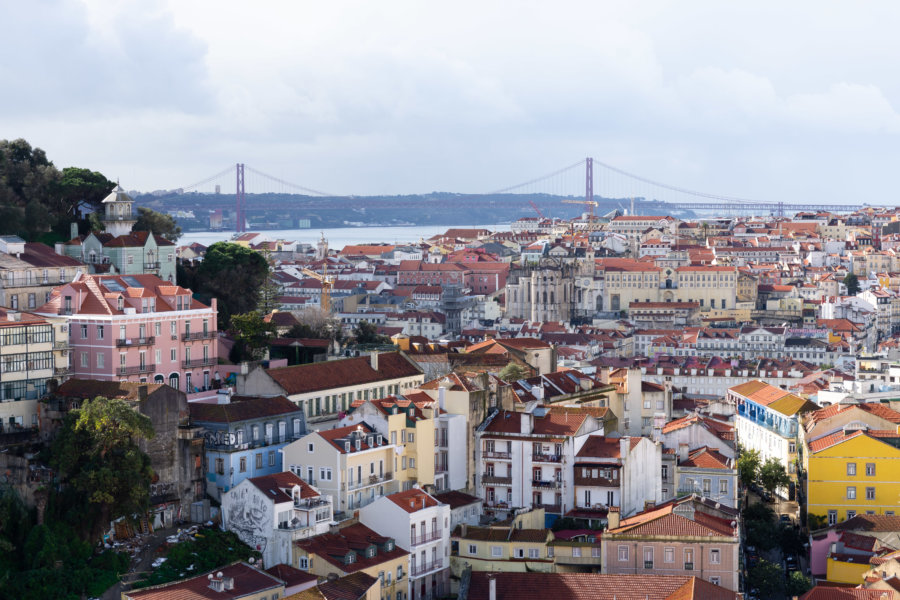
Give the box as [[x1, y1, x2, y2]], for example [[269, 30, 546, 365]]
[[520, 412, 532, 434], [619, 437, 630, 461], [70, 222, 78, 241], [460, 523, 467, 537], [438, 385, 446, 411], [488, 574, 497, 600], [678, 443, 689, 463], [607, 506, 620, 530], [223, 577, 235, 591], [370, 352, 379, 371]]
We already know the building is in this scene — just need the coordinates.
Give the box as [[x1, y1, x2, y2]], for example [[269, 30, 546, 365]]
[[359, 489, 452, 600], [601, 497, 741, 591], [293, 522, 409, 600], [0, 308, 69, 433], [36, 273, 219, 394], [237, 352, 425, 428], [121, 561, 285, 600], [450, 510, 555, 578], [433, 490, 483, 530], [475, 407, 604, 519], [190, 395, 306, 500], [283, 422, 399, 517], [221, 471, 333, 568], [729, 380, 819, 499], [673, 446, 737, 509], [0, 236, 83, 310], [806, 426, 900, 526]]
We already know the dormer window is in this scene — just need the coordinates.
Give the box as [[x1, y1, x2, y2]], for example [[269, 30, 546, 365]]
[[355, 439, 361, 451], [345, 553, 355, 565], [386, 540, 394, 551], [117, 297, 124, 310], [344, 441, 350, 452]]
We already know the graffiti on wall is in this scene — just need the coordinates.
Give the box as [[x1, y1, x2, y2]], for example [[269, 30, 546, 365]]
[[225, 484, 271, 555]]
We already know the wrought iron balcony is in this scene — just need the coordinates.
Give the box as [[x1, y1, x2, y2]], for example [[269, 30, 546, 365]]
[[118, 363, 156, 376], [182, 357, 217, 369], [143, 262, 161, 270], [116, 336, 155, 347], [183, 331, 217, 341], [482, 450, 511, 460]]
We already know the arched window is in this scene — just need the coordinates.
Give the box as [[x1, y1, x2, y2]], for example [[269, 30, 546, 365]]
[[168, 373, 180, 389]]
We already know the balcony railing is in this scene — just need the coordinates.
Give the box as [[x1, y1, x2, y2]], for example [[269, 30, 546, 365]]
[[347, 472, 393, 491], [684, 562, 694, 571], [410, 560, 443, 578], [183, 331, 217, 341], [294, 497, 331, 510], [532, 479, 562, 489], [116, 336, 155, 347], [533, 453, 562, 463], [182, 357, 217, 369], [483, 501, 510, 509], [53, 341, 69, 350], [645, 561, 654, 569], [536, 503, 562, 513], [54, 367, 71, 377], [482, 475, 512, 485], [411, 531, 442, 547], [118, 363, 156, 376], [143, 262, 161, 270], [483, 450, 511, 460]]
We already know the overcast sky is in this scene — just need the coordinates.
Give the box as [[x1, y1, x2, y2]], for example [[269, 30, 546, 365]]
[[4, 1, 900, 203]]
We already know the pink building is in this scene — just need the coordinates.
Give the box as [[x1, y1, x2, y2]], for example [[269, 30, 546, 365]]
[[37, 273, 219, 393]]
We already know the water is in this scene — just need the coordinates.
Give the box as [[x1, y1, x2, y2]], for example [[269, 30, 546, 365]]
[[180, 224, 510, 249]]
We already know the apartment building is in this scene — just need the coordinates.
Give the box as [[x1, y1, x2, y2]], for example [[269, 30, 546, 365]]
[[729, 380, 819, 499], [359, 489, 452, 600], [602, 498, 741, 591], [190, 395, 306, 501], [450, 513, 555, 577], [673, 446, 737, 509], [474, 407, 603, 518], [283, 423, 399, 517], [0, 308, 69, 433], [0, 235, 83, 310], [237, 352, 425, 429], [293, 522, 409, 600], [572, 435, 662, 519], [36, 273, 219, 393], [121, 562, 285, 600], [221, 471, 333, 568]]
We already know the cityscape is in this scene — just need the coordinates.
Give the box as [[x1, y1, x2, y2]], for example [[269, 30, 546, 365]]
[[5, 2, 900, 600]]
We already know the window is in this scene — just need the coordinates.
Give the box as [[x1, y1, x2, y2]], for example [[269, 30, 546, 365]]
[[643, 547, 652, 568], [269, 450, 276, 466], [513, 548, 524, 559], [308, 443, 314, 453], [866, 463, 876, 476], [239, 457, 246, 472], [664, 547, 674, 563], [828, 510, 837, 526], [409, 458, 416, 468], [298, 557, 308, 570], [847, 486, 857, 500], [866, 487, 876, 500], [710, 576, 720, 586], [684, 548, 694, 570], [81, 324, 88, 339], [96, 325, 104, 339], [702, 479, 711, 494], [170, 348, 176, 362], [719, 479, 728, 494], [81, 352, 88, 367], [847, 463, 857, 476], [215, 458, 224, 475], [528, 548, 540, 559], [618, 545, 629, 562], [710, 549, 721, 564], [96, 353, 104, 368], [847, 510, 857, 520], [468, 544, 477, 555], [255, 453, 263, 469], [661, 465, 668, 479]]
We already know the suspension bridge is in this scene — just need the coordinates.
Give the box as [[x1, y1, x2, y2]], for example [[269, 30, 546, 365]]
[[163, 159, 868, 233]]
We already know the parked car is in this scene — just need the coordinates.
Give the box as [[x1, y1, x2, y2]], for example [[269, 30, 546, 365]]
[[779, 513, 792, 525], [784, 555, 799, 572]]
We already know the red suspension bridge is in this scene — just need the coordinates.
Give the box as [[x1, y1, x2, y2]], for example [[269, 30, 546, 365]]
[[169, 159, 868, 233]]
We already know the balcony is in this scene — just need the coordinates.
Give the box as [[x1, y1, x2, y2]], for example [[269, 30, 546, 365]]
[[347, 472, 393, 491], [410, 560, 443, 578], [54, 367, 71, 377], [294, 497, 331, 510], [53, 341, 69, 350], [411, 530, 442, 547], [483, 450, 511, 460], [183, 331, 217, 341], [533, 453, 562, 463], [482, 475, 512, 486], [182, 358, 218, 369], [116, 336, 155, 347], [118, 363, 156, 376], [143, 262, 161, 270], [532, 479, 562, 490]]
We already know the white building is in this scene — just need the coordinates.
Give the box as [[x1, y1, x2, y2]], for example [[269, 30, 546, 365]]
[[221, 471, 333, 568], [359, 488, 452, 600]]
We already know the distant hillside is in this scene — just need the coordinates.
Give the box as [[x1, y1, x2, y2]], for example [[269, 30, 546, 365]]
[[135, 191, 694, 231]]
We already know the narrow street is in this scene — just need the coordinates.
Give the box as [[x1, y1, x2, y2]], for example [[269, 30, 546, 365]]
[[100, 527, 176, 600]]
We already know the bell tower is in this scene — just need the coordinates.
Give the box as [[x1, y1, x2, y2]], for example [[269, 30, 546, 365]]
[[101, 185, 137, 237]]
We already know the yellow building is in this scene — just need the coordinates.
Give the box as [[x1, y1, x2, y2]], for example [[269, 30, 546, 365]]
[[293, 522, 409, 600], [825, 553, 871, 585], [806, 427, 900, 525], [449, 509, 556, 577]]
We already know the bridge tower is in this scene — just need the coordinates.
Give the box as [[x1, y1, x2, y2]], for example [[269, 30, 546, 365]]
[[235, 163, 245, 233], [585, 157, 593, 205]]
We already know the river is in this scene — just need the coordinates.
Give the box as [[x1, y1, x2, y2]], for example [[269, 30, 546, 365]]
[[179, 224, 510, 249]]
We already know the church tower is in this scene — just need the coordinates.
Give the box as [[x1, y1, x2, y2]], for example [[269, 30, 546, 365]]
[[101, 185, 137, 237]]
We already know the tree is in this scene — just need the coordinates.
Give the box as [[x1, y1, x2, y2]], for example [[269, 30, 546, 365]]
[[133, 206, 182, 242], [353, 320, 385, 344], [737, 447, 762, 487], [292, 307, 343, 343], [256, 252, 281, 316], [759, 457, 791, 496], [194, 242, 269, 327], [786, 571, 811, 597], [50, 396, 155, 541], [229, 312, 277, 362], [748, 559, 785, 598], [51, 166, 114, 225], [844, 272, 860, 296], [498, 362, 529, 382]]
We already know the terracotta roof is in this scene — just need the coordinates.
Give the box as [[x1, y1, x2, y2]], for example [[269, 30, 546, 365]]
[[466, 572, 738, 600], [608, 503, 736, 538], [294, 523, 406, 574], [246, 471, 319, 504], [316, 571, 378, 600], [433, 490, 482, 510], [386, 488, 439, 513], [189, 396, 302, 423], [315, 423, 385, 454], [264, 563, 317, 588], [834, 514, 900, 533], [679, 447, 733, 470], [124, 562, 283, 599], [266, 353, 422, 395], [807, 429, 900, 453], [799, 587, 898, 600]]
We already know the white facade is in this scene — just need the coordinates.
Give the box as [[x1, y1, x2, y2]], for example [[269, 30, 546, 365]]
[[359, 490, 452, 600], [435, 413, 468, 492], [221, 473, 333, 568]]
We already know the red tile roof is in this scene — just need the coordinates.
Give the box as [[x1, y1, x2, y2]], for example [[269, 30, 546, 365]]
[[386, 488, 439, 513], [267, 353, 422, 395], [294, 523, 407, 574], [608, 503, 736, 538], [799, 587, 898, 600], [246, 471, 319, 504], [124, 561, 283, 599], [679, 447, 733, 470], [189, 396, 302, 423]]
